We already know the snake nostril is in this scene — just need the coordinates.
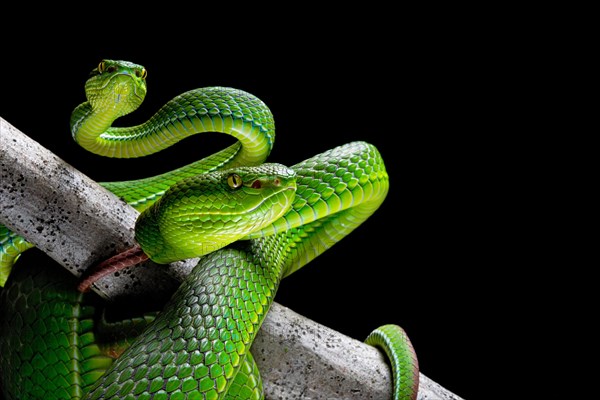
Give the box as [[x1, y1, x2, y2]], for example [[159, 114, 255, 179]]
[[273, 178, 281, 186]]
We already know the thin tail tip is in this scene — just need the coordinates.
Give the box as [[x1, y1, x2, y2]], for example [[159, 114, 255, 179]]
[[77, 278, 94, 293], [76, 245, 148, 293]]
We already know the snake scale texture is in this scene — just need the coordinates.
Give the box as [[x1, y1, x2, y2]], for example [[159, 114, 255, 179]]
[[0, 60, 418, 399]]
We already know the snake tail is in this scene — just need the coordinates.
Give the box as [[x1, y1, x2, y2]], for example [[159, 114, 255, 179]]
[[77, 245, 148, 293], [365, 324, 420, 400]]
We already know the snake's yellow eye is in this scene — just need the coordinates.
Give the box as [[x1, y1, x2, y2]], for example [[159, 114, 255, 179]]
[[135, 68, 147, 79], [98, 61, 118, 74], [227, 173, 243, 189]]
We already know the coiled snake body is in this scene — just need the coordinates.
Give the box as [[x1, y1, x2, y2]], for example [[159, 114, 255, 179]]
[[0, 60, 418, 399]]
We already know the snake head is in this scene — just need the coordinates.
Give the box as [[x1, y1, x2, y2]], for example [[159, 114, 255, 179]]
[[134, 163, 297, 264], [85, 59, 147, 118]]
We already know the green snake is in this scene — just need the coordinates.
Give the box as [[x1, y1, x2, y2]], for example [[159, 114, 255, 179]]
[[0, 59, 419, 399]]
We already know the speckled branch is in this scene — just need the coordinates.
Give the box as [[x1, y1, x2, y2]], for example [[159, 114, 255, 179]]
[[0, 117, 180, 302], [0, 116, 463, 399]]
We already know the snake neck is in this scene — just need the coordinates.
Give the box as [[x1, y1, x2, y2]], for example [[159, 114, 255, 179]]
[[71, 101, 117, 151], [70, 87, 275, 168]]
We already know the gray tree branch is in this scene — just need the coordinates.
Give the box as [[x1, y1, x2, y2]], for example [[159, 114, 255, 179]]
[[0, 117, 464, 399]]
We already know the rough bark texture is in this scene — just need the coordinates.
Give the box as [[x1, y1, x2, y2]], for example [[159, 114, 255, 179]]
[[0, 117, 179, 302], [0, 117, 464, 399]]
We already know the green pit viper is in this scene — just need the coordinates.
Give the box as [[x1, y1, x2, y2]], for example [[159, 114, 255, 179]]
[[0, 59, 419, 399]]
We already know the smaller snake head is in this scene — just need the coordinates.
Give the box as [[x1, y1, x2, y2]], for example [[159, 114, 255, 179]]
[[134, 163, 297, 264], [85, 59, 147, 118]]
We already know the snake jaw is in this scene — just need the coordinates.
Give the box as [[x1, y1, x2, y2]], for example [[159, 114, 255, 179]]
[[113, 81, 129, 104], [111, 73, 146, 103]]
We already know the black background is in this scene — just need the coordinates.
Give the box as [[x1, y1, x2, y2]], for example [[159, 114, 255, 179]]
[[0, 18, 511, 399]]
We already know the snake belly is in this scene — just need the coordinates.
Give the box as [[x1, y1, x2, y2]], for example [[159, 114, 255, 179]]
[[0, 59, 417, 399]]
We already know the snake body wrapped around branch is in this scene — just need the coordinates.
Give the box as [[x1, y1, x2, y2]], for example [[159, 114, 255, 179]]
[[0, 60, 418, 399]]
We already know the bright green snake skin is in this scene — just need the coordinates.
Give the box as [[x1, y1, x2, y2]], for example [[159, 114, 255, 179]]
[[0, 60, 418, 399]]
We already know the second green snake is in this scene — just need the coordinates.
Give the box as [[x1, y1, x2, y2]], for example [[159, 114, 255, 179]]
[[0, 59, 418, 399]]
